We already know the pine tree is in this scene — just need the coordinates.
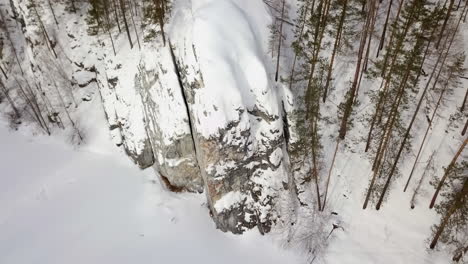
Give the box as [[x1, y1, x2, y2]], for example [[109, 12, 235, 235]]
[[430, 138, 467, 209]]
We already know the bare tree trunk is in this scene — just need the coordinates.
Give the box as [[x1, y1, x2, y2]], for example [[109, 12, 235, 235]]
[[47, 0, 59, 27], [311, 115, 322, 210], [323, 0, 348, 102], [404, 77, 450, 192], [112, 0, 122, 33], [462, 118, 468, 136], [35, 81, 63, 128], [410, 151, 435, 208], [32, 2, 58, 58], [363, 0, 378, 72], [376, 0, 405, 58], [322, 138, 340, 211], [0, 78, 20, 118], [0, 9, 24, 75], [430, 137, 467, 209], [376, 0, 394, 55], [103, 0, 117, 56], [338, 0, 370, 139], [24, 78, 50, 134], [52, 81, 83, 142], [435, 0, 455, 49], [0, 64, 8, 79], [430, 178, 468, 249], [460, 88, 467, 112], [119, 0, 134, 49], [15, 77, 49, 134], [275, 0, 285, 82], [129, 0, 141, 50], [372, 70, 407, 172], [288, 4, 310, 90]]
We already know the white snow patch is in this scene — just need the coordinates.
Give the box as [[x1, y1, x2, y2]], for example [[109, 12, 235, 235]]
[[214, 191, 246, 212]]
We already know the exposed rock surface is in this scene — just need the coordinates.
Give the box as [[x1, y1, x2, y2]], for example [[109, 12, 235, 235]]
[[2, 0, 293, 234]]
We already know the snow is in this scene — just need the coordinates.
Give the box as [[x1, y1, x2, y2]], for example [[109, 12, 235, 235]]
[[321, 154, 451, 264], [172, 0, 281, 138], [0, 118, 301, 264], [1, 0, 466, 263], [214, 191, 246, 212]]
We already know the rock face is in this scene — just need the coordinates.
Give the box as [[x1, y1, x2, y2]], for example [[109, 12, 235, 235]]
[[166, 0, 291, 233], [94, 45, 204, 193], [135, 58, 203, 193], [4, 0, 292, 234]]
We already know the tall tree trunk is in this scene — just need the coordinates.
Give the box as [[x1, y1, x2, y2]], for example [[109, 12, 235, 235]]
[[404, 76, 450, 192], [112, 0, 122, 33], [275, 0, 285, 82], [103, 0, 117, 56], [460, 88, 467, 112], [307, 0, 327, 84], [24, 78, 50, 134], [430, 178, 468, 249], [129, 0, 141, 50], [155, 0, 166, 46], [410, 151, 435, 208], [288, 4, 310, 90], [0, 64, 8, 79], [322, 138, 340, 211], [376, 0, 394, 55], [338, 0, 370, 139], [365, 1, 416, 151], [52, 81, 83, 142], [47, 0, 59, 27], [362, 53, 412, 209], [15, 77, 49, 134], [377, 14, 459, 205], [435, 0, 455, 49], [376, 0, 405, 58], [363, 0, 378, 72], [380, 0, 410, 77], [32, 2, 58, 58], [429, 137, 468, 209], [323, 0, 348, 103], [0, 9, 24, 75], [311, 113, 322, 210], [363, 67, 408, 209], [0, 78, 20, 118], [462, 118, 468, 136], [119, 0, 133, 49]]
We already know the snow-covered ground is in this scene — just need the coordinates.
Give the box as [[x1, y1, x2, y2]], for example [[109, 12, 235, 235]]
[[0, 106, 301, 264], [0, 104, 450, 264]]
